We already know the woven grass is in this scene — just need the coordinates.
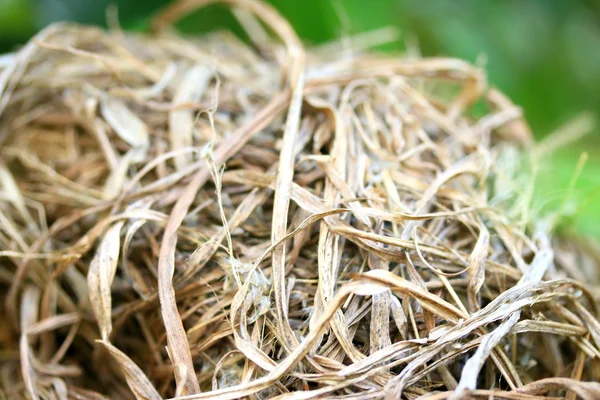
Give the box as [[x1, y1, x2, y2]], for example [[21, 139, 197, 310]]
[[1, 1, 599, 399]]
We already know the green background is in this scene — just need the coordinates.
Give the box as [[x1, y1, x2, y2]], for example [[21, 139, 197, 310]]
[[2, 0, 599, 237]]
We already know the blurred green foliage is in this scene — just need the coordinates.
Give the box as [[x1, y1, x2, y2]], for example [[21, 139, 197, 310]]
[[1, 0, 599, 236]]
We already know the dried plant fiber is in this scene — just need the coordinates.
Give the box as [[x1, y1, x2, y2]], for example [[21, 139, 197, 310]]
[[1, 0, 599, 399]]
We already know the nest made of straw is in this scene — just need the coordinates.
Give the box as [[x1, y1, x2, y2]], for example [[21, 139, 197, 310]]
[[1, 1, 599, 399]]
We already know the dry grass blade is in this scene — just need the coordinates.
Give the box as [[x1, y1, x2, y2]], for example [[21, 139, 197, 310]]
[[99, 340, 162, 400], [87, 221, 124, 341], [450, 311, 521, 399], [0, 0, 599, 399], [101, 97, 150, 149], [170, 65, 212, 170]]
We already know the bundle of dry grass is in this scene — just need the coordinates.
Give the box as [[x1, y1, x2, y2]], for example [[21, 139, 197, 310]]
[[1, 0, 599, 399]]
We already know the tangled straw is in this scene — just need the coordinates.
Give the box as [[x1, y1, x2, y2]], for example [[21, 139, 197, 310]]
[[1, 0, 599, 399]]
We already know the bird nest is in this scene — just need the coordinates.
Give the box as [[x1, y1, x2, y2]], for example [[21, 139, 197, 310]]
[[0, 1, 599, 399]]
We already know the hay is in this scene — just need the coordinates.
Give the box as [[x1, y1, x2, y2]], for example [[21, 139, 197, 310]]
[[1, 0, 599, 399]]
